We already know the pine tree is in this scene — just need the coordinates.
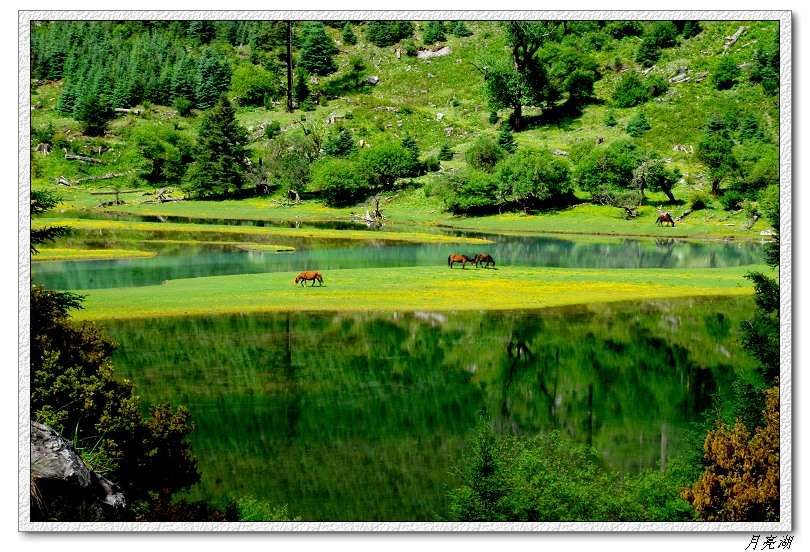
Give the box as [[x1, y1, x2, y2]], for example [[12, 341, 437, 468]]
[[195, 48, 232, 110], [497, 122, 518, 154], [298, 22, 338, 77], [423, 21, 446, 44], [185, 96, 248, 198], [341, 22, 357, 46], [452, 21, 473, 37], [625, 110, 651, 138]]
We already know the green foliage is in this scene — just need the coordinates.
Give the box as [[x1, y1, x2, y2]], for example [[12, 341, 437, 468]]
[[612, 71, 650, 108], [172, 96, 193, 116], [497, 147, 572, 211], [497, 122, 517, 154], [293, 67, 310, 106], [711, 55, 742, 90], [341, 22, 358, 46], [575, 139, 642, 199], [30, 284, 200, 504], [749, 31, 779, 95], [739, 272, 780, 384], [738, 112, 767, 142], [438, 142, 455, 161], [30, 190, 71, 254], [130, 122, 191, 185], [696, 125, 739, 196], [440, 168, 501, 216], [451, 21, 473, 38], [264, 120, 281, 140], [233, 497, 301, 522], [681, 20, 703, 39], [298, 22, 339, 77], [230, 63, 281, 107], [322, 127, 358, 157], [635, 156, 681, 202], [635, 21, 679, 66], [356, 141, 418, 190], [364, 21, 414, 48], [308, 157, 368, 206], [185, 96, 248, 197], [449, 419, 697, 521], [423, 21, 446, 44], [260, 129, 318, 192], [603, 110, 618, 127], [604, 20, 644, 38], [463, 135, 505, 172], [195, 47, 232, 110], [625, 109, 651, 138]]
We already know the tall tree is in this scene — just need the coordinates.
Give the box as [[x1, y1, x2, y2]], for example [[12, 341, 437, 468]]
[[185, 96, 248, 197], [298, 21, 338, 77], [480, 21, 562, 130], [195, 47, 232, 110]]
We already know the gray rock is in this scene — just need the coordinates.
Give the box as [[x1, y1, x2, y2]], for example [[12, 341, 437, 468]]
[[30, 422, 126, 522]]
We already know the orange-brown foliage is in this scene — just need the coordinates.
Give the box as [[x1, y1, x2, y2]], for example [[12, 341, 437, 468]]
[[681, 385, 780, 521]]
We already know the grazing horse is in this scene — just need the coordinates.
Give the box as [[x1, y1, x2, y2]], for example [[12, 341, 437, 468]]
[[656, 213, 675, 226], [294, 271, 324, 287], [448, 254, 475, 269], [474, 253, 495, 268]]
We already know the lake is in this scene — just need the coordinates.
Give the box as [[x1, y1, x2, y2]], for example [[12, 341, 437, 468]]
[[31, 221, 764, 520]]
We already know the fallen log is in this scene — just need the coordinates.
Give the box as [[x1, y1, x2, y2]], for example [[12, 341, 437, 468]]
[[675, 208, 693, 222], [76, 172, 128, 184], [63, 149, 103, 164], [723, 26, 746, 54], [90, 189, 140, 195]]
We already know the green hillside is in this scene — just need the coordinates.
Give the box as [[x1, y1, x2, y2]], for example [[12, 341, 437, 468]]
[[29, 18, 780, 236]]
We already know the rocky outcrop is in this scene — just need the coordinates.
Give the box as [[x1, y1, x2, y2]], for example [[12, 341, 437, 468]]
[[30, 422, 126, 522]]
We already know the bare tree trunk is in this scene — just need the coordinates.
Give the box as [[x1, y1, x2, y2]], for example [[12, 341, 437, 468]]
[[286, 21, 294, 113]]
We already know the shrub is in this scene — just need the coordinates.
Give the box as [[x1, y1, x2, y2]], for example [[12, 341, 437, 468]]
[[448, 419, 696, 522], [308, 157, 368, 206], [341, 22, 357, 45], [464, 135, 505, 172], [172, 96, 193, 116], [688, 189, 712, 210], [711, 56, 742, 90], [719, 189, 745, 211], [452, 21, 473, 37], [625, 110, 651, 137], [442, 169, 501, 216], [264, 121, 281, 140], [681, 386, 780, 521], [612, 71, 650, 108], [438, 142, 455, 161], [497, 147, 572, 212]]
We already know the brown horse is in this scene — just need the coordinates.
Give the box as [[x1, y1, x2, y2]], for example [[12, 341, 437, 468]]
[[656, 213, 675, 226], [474, 253, 495, 268], [294, 271, 324, 287], [448, 254, 475, 269]]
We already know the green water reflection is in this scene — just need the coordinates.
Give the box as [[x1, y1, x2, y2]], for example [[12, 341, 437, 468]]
[[105, 296, 757, 521]]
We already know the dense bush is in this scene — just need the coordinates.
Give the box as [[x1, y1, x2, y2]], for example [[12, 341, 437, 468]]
[[711, 55, 742, 90], [575, 139, 642, 198], [612, 71, 650, 108], [463, 135, 505, 172], [448, 420, 697, 522], [496, 147, 572, 212], [30, 284, 200, 505], [681, 386, 779, 521], [441, 168, 501, 215], [308, 157, 368, 206], [625, 109, 651, 137]]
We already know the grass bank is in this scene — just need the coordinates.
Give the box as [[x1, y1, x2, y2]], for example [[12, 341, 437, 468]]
[[72, 264, 766, 321]]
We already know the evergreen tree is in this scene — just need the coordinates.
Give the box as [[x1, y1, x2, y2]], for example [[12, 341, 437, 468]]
[[185, 96, 248, 197], [298, 22, 339, 77], [171, 54, 197, 105], [293, 67, 311, 108], [195, 47, 232, 110], [423, 21, 446, 44], [497, 122, 518, 154], [452, 21, 473, 37], [73, 69, 115, 136], [738, 113, 766, 142], [341, 21, 358, 46], [322, 128, 357, 157], [625, 110, 651, 138]]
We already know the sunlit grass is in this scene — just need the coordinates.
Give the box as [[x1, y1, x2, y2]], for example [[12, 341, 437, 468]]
[[32, 248, 157, 261], [73, 264, 766, 321]]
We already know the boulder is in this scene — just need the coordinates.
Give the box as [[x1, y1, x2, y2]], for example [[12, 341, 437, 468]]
[[30, 422, 126, 522]]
